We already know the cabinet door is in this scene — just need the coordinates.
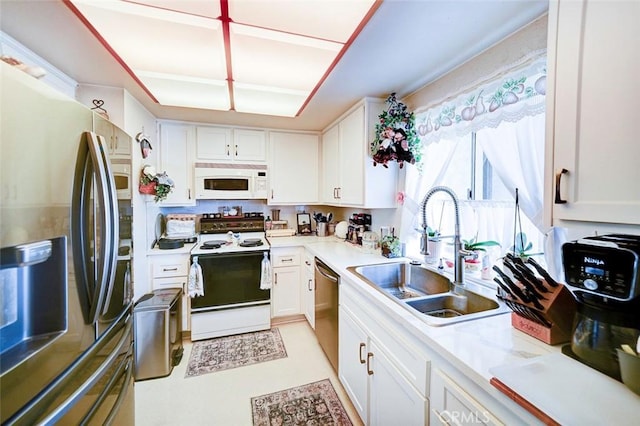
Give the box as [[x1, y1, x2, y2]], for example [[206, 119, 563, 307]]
[[302, 253, 315, 328], [430, 368, 501, 426], [234, 129, 266, 162], [321, 124, 341, 203], [549, 0, 640, 224], [338, 306, 368, 424], [339, 105, 365, 205], [111, 125, 131, 158], [159, 123, 195, 205], [271, 266, 301, 317], [269, 131, 319, 204], [195, 126, 232, 160], [369, 340, 427, 426]]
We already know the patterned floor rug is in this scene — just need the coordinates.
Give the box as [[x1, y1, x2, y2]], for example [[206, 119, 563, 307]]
[[251, 379, 353, 426], [185, 328, 287, 378]]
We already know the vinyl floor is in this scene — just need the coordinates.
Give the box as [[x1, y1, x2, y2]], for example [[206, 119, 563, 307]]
[[135, 320, 363, 425]]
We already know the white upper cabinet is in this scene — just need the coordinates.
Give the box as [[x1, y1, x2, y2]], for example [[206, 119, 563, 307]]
[[158, 121, 195, 206], [268, 131, 319, 205], [196, 126, 266, 163], [321, 99, 398, 208], [547, 0, 640, 225], [94, 113, 131, 159]]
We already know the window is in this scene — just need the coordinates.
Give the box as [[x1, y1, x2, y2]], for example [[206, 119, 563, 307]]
[[402, 114, 546, 282]]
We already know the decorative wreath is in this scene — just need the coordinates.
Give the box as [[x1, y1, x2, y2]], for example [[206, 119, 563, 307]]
[[371, 93, 421, 168]]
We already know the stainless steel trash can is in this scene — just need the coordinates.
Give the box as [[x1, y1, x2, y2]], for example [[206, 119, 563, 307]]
[[134, 288, 183, 381]]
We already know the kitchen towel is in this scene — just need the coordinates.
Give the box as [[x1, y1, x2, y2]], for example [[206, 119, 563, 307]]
[[188, 256, 204, 297], [260, 252, 272, 290]]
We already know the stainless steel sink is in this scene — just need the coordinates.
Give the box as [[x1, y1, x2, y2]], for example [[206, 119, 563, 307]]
[[348, 261, 510, 326], [350, 262, 451, 299]]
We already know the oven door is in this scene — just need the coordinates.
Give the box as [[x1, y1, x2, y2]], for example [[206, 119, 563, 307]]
[[191, 250, 270, 311]]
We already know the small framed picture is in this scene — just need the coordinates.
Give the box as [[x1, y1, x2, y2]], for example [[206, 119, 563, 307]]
[[297, 213, 312, 234]]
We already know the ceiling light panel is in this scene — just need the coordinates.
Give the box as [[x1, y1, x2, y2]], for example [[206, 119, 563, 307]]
[[72, 1, 226, 79], [138, 71, 230, 110], [230, 23, 341, 91], [234, 83, 307, 117], [228, 0, 377, 42], [128, 1, 221, 19]]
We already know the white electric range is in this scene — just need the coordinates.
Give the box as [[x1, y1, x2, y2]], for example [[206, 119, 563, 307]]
[[190, 214, 271, 341]]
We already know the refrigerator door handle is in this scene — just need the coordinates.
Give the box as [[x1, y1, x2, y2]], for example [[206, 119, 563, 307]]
[[38, 320, 132, 425], [71, 132, 119, 324]]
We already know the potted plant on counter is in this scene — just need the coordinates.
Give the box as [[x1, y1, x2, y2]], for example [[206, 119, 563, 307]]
[[462, 236, 500, 271], [381, 235, 402, 258]]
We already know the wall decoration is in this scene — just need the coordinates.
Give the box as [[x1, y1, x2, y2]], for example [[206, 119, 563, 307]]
[[136, 131, 153, 159], [139, 164, 174, 202], [297, 213, 312, 235], [371, 93, 421, 168]]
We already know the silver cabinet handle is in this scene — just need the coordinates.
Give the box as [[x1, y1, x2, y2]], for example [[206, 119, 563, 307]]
[[367, 352, 374, 375], [235, 144, 238, 156], [308, 279, 313, 291], [163, 267, 178, 272], [226, 144, 230, 156], [282, 258, 294, 262], [274, 272, 278, 285], [359, 343, 366, 364]]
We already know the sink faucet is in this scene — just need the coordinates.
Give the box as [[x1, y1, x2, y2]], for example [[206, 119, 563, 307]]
[[420, 186, 473, 285]]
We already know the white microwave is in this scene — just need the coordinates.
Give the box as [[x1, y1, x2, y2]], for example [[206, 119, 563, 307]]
[[111, 161, 132, 200], [194, 163, 268, 200]]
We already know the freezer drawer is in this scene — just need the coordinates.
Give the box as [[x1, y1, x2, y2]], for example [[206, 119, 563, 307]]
[[133, 289, 183, 381]]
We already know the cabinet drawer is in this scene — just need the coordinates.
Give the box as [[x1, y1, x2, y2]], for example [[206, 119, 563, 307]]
[[153, 277, 187, 290], [152, 260, 189, 278], [272, 251, 300, 267]]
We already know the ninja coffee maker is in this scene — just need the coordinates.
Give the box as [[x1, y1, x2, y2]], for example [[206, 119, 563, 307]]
[[562, 234, 640, 379]]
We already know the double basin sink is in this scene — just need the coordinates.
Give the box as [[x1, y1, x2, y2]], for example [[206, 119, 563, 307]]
[[347, 261, 510, 326]]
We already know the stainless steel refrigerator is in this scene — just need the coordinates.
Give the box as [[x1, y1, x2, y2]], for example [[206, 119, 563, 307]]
[[0, 62, 135, 424]]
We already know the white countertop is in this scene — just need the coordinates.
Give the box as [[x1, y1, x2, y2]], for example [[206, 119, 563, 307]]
[[269, 235, 640, 424]]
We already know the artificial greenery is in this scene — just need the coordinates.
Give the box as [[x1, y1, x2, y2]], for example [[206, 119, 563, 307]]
[[509, 232, 542, 258], [462, 236, 501, 252], [371, 93, 421, 168], [380, 235, 402, 258], [139, 165, 174, 202]]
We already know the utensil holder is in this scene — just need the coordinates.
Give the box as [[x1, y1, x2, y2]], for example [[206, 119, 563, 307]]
[[502, 280, 576, 345]]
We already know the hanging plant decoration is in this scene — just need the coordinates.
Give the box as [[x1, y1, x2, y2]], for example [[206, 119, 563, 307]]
[[139, 165, 174, 202], [371, 93, 421, 168]]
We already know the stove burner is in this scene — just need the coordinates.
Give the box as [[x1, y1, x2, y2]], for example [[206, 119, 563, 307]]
[[200, 240, 227, 250], [239, 239, 264, 247]]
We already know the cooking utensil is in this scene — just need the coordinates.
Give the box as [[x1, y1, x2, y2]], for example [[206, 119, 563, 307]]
[[502, 259, 546, 301], [526, 257, 559, 287], [493, 265, 529, 303]]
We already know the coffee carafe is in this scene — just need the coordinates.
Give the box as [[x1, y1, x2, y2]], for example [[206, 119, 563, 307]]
[[562, 234, 640, 379]]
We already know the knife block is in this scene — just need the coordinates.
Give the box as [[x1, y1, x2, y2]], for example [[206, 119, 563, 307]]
[[504, 280, 576, 345]]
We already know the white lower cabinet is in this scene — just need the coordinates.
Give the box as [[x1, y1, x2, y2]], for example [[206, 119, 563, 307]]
[[339, 300, 428, 426], [271, 247, 302, 318], [150, 254, 190, 332], [430, 368, 502, 426], [302, 250, 315, 328]]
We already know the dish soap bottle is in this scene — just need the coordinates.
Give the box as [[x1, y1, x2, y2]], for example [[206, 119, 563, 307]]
[[265, 216, 272, 230]]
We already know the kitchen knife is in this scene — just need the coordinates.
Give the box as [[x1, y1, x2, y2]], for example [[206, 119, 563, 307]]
[[494, 277, 515, 299], [526, 257, 559, 287], [514, 263, 549, 293], [492, 265, 530, 303], [501, 260, 546, 301], [505, 253, 548, 292]]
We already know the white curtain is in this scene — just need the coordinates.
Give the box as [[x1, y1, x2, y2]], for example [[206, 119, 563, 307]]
[[476, 113, 546, 231], [398, 138, 459, 242]]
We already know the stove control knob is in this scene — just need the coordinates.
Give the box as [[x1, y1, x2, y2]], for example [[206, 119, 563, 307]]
[[584, 278, 598, 291]]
